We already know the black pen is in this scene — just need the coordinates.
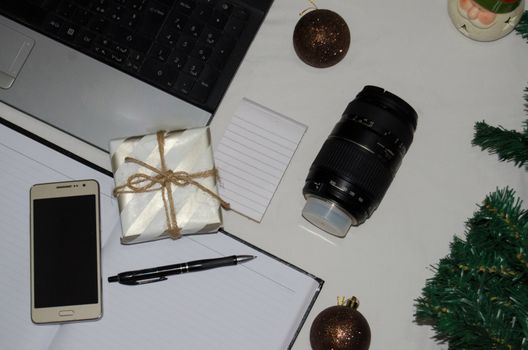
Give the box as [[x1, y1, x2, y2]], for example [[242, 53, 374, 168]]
[[108, 255, 256, 285]]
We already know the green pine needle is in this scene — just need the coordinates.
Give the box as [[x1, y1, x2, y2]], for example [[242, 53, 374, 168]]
[[417, 13, 528, 349], [472, 88, 528, 169], [525, 86, 528, 114], [415, 188, 528, 350], [516, 11, 528, 43], [472, 121, 528, 169]]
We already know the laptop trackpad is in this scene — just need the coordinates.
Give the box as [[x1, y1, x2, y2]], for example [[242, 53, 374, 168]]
[[0, 23, 34, 89]]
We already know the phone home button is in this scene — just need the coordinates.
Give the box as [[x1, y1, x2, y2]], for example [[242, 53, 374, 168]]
[[58, 310, 74, 317]]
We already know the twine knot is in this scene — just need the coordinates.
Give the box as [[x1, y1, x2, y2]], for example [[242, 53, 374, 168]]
[[113, 130, 229, 239]]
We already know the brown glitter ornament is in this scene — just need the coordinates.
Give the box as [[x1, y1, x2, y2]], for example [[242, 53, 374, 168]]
[[310, 297, 371, 350], [293, 8, 350, 68]]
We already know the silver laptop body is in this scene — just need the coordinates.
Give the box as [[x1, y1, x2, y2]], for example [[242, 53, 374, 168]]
[[0, 16, 210, 150]]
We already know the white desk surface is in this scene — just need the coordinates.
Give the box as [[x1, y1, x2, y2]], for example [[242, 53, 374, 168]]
[[3, 1, 528, 349]]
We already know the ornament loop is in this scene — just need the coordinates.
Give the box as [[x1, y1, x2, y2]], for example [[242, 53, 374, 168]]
[[299, 0, 317, 16], [346, 296, 360, 310]]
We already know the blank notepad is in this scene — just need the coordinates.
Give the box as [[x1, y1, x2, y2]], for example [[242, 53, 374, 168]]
[[215, 99, 307, 222]]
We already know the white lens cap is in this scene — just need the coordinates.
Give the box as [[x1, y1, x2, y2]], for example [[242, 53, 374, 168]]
[[302, 197, 354, 237]]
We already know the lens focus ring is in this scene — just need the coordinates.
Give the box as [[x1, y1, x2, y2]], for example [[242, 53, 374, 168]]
[[312, 137, 394, 199]]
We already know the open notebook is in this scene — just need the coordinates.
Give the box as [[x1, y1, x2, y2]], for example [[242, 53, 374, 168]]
[[0, 117, 323, 350]]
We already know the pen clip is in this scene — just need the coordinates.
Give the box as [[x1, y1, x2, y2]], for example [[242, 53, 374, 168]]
[[135, 276, 168, 285]]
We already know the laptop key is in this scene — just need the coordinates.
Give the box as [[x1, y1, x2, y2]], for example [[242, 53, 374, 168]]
[[140, 58, 164, 79], [60, 23, 80, 42], [232, 7, 249, 20], [158, 27, 180, 47], [166, 12, 187, 31], [209, 36, 233, 68], [193, 3, 212, 21], [163, 68, 180, 89], [91, 1, 109, 16], [149, 42, 172, 62], [216, 1, 232, 15], [95, 35, 112, 48], [183, 58, 204, 77], [190, 65, 217, 102], [175, 35, 196, 53], [109, 51, 126, 64], [73, 7, 93, 25], [114, 43, 129, 55], [174, 73, 195, 95], [89, 16, 107, 32], [209, 10, 227, 29], [191, 44, 212, 62], [184, 20, 203, 38], [215, 36, 233, 55], [175, 0, 196, 15], [107, 3, 126, 22], [140, 58, 178, 88], [42, 14, 64, 35], [128, 50, 145, 64], [137, 2, 169, 38], [168, 50, 188, 70], [224, 17, 245, 37], [124, 58, 141, 73], [200, 26, 220, 46], [110, 25, 150, 53], [58, 1, 77, 18], [128, 0, 148, 12], [76, 29, 96, 49], [121, 14, 138, 30]]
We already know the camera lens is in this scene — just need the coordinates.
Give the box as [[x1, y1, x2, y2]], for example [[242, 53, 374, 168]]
[[302, 86, 417, 237]]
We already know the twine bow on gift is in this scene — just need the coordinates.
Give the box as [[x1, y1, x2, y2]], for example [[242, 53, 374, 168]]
[[113, 130, 230, 239]]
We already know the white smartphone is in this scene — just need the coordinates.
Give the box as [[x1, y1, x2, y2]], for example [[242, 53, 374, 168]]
[[30, 180, 102, 324]]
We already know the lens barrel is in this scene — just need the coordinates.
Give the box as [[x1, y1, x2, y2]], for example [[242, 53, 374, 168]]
[[302, 86, 417, 236]]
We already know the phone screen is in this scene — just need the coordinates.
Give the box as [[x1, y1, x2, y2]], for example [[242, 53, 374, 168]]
[[33, 194, 98, 308]]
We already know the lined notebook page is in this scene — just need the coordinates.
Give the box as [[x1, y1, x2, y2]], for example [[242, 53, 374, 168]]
[[1, 118, 321, 350], [50, 231, 322, 350], [0, 120, 119, 350], [215, 99, 307, 222]]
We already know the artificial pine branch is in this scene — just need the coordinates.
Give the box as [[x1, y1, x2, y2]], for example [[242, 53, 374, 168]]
[[516, 11, 528, 43], [471, 16, 528, 168], [415, 188, 528, 350], [472, 87, 528, 169], [472, 120, 528, 169], [416, 11, 528, 350]]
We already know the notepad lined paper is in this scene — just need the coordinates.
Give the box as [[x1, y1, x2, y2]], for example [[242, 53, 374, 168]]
[[215, 99, 307, 222]]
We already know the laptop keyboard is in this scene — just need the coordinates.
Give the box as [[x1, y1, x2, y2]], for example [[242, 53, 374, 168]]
[[0, 0, 269, 113]]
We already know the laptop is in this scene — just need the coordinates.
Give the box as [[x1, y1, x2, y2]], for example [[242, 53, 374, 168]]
[[0, 0, 273, 150]]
